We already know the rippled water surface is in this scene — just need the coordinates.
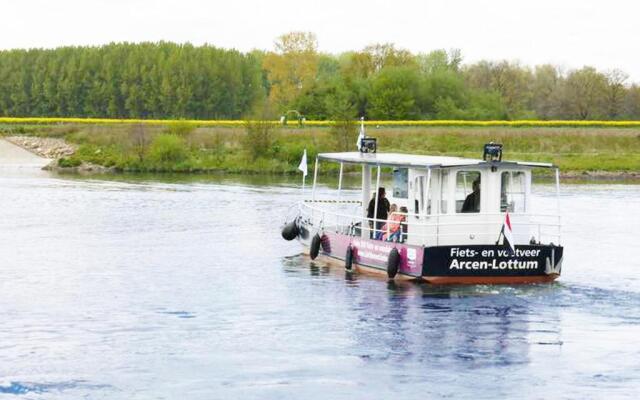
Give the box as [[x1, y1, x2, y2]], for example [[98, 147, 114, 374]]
[[1, 167, 640, 399]]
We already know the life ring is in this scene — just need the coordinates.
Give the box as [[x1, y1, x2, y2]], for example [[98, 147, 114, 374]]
[[281, 220, 299, 241], [310, 234, 322, 260], [345, 246, 354, 271], [387, 248, 400, 279]]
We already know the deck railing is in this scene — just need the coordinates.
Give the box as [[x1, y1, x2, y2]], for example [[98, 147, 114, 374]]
[[298, 201, 561, 246]]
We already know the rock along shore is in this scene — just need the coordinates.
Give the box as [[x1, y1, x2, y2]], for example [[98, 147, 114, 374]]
[[4, 136, 76, 159], [3, 136, 113, 173]]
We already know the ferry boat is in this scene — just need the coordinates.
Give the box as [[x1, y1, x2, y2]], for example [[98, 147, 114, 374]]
[[281, 128, 563, 284]]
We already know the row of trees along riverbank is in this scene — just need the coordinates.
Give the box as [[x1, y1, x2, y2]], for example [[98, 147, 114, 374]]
[[0, 32, 639, 121]]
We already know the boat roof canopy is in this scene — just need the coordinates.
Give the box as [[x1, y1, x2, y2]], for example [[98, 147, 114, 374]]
[[317, 152, 555, 169]]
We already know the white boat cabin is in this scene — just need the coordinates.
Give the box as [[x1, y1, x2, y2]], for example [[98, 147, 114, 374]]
[[304, 149, 561, 248]]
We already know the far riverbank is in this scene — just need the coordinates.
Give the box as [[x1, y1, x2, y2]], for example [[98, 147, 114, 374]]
[[1, 123, 639, 178]]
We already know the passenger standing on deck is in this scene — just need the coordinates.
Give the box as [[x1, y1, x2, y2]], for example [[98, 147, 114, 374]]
[[367, 187, 390, 238]]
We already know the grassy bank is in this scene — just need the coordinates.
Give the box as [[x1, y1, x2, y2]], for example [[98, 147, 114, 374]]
[[1, 122, 639, 175]]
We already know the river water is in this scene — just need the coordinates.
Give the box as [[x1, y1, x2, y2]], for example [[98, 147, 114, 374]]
[[1, 164, 639, 399]]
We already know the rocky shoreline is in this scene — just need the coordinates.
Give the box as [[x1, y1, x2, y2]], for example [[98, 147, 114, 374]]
[[5, 135, 75, 159], [560, 170, 640, 180], [3, 135, 113, 173]]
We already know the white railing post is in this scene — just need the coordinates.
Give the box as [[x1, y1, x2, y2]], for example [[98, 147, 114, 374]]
[[424, 168, 432, 216], [538, 224, 541, 244], [362, 165, 371, 238], [337, 162, 343, 200], [337, 162, 343, 231], [555, 168, 561, 244], [312, 156, 319, 203]]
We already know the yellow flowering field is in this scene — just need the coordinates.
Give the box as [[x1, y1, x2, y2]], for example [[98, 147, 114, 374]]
[[0, 117, 639, 128]]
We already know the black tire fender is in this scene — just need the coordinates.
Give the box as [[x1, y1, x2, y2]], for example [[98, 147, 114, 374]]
[[345, 246, 354, 271], [310, 233, 321, 260], [281, 221, 299, 241], [387, 248, 400, 279], [320, 234, 331, 253]]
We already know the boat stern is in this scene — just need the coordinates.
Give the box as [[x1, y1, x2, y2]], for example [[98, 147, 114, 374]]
[[422, 244, 563, 285]]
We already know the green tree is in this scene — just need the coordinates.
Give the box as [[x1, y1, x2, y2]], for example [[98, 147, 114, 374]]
[[0, 36, 637, 122], [368, 66, 420, 119], [262, 32, 319, 111], [464, 60, 532, 119], [416, 49, 462, 74]]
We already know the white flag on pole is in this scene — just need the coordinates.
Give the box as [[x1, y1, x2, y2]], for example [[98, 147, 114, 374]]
[[356, 117, 365, 151], [502, 211, 516, 254], [298, 149, 308, 177]]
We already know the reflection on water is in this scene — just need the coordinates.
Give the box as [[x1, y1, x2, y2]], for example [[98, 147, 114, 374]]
[[286, 256, 544, 368], [1, 170, 640, 399], [0, 380, 111, 395], [281, 251, 640, 398], [50, 170, 367, 190]]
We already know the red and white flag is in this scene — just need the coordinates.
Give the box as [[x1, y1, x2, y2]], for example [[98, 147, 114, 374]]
[[502, 211, 516, 254]]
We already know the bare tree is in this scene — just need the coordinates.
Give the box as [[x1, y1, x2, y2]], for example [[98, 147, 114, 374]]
[[362, 43, 415, 73], [560, 67, 608, 119], [530, 65, 561, 119], [623, 84, 640, 119], [326, 88, 357, 151], [605, 69, 629, 119], [129, 124, 150, 162]]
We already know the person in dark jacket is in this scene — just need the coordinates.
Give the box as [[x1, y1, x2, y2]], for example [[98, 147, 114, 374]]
[[461, 179, 481, 213], [367, 187, 390, 238]]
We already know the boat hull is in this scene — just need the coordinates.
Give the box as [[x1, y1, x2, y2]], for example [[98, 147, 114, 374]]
[[299, 231, 563, 285]]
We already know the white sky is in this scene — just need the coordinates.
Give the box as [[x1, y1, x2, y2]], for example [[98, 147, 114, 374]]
[[1, 0, 639, 81]]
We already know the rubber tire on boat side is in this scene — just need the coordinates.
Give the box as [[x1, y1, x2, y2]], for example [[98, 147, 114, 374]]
[[310, 234, 321, 260], [387, 248, 400, 279], [345, 246, 353, 271], [281, 221, 299, 241]]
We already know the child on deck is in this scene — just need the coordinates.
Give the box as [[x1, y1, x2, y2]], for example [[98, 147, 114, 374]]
[[379, 204, 406, 241]]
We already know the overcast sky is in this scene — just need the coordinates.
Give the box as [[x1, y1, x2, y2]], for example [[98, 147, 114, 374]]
[[2, 0, 639, 81]]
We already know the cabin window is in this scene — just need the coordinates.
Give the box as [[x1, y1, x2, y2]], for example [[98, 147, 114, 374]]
[[456, 171, 481, 213], [413, 176, 431, 215], [393, 168, 408, 199], [501, 171, 526, 212]]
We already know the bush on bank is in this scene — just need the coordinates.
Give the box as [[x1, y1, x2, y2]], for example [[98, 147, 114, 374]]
[[149, 134, 188, 164]]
